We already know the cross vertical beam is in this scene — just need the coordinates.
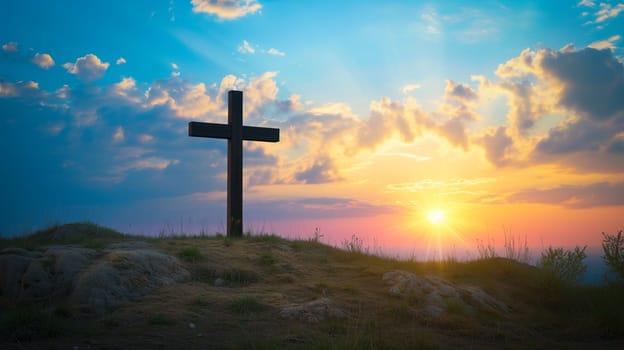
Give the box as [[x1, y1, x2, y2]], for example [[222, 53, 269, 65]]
[[188, 90, 280, 237], [228, 91, 243, 237]]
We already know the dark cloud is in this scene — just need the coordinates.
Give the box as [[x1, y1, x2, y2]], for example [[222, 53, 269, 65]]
[[295, 156, 340, 184], [445, 80, 478, 102], [478, 126, 514, 166], [507, 182, 624, 208], [541, 48, 624, 122], [535, 118, 612, 154]]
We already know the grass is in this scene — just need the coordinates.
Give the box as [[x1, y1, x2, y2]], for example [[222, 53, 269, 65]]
[[148, 313, 176, 326], [178, 246, 203, 261], [3, 222, 624, 349], [227, 296, 267, 315]]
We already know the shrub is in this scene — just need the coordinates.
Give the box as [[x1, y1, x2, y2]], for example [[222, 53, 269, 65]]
[[539, 246, 587, 285], [602, 230, 624, 282]]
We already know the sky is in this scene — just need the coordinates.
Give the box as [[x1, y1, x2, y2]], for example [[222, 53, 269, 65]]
[[1, 0, 623, 260]]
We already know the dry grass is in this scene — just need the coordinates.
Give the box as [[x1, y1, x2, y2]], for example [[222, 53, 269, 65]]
[[1, 223, 623, 349]]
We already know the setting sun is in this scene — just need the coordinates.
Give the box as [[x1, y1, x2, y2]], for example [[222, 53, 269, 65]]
[[427, 210, 446, 225]]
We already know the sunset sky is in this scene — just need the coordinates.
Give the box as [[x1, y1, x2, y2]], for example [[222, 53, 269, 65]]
[[1, 0, 623, 259]]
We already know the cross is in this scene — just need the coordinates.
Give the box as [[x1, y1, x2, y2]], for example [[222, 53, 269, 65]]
[[188, 90, 280, 237]]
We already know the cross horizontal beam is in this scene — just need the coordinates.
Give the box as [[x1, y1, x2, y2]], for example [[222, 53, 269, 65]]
[[189, 122, 279, 142]]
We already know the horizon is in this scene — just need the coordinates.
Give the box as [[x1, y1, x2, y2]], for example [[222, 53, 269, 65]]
[[1, 1, 623, 261]]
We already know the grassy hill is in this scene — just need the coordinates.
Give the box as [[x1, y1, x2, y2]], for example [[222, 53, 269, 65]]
[[1, 223, 623, 349]]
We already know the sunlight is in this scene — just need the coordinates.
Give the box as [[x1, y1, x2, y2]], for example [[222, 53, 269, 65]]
[[427, 209, 445, 225]]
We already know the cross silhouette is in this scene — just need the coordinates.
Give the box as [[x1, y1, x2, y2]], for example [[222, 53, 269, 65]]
[[188, 90, 280, 237]]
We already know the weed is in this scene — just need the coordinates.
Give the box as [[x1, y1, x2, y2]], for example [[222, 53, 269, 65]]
[[258, 251, 276, 266], [341, 234, 368, 254], [178, 246, 203, 261]]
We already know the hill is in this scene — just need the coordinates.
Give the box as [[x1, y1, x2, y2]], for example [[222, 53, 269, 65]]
[[1, 223, 623, 349]]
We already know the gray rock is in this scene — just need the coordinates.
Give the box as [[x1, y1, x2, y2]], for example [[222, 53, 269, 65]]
[[0, 243, 190, 315], [71, 250, 190, 315], [0, 253, 35, 298], [20, 260, 53, 301], [383, 270, 509, 319], [279, 298, 346, 323]]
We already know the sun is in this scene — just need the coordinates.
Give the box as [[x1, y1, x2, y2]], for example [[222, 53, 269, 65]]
[[426, 209, 445, 225]]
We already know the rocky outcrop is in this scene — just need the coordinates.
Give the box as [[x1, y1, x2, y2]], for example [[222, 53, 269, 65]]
[[383, 270, 509, 319], [279, 298, 347, 323], [0, 243, 190, 315]]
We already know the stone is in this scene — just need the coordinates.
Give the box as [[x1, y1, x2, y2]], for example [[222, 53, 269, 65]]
[[0, 243, 190, 315], [279, 298, 346, 323], [71, 250, 190, 315], [383, 270, 509, 319]]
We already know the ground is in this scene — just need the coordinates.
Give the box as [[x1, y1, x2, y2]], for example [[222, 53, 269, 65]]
[[1, 223, 623, 349]]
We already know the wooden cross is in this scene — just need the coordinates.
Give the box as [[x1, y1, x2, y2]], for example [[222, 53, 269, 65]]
[[188, 90, 280, 237]]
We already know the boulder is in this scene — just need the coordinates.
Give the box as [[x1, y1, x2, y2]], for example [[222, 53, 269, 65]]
[[71, 250, 190, 315], [383, 270, 509, 318], [0, 244, 190, 315], [279, 297, 347, 323]]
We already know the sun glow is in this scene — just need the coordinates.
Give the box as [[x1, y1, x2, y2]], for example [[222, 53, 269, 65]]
[[426, 209, 445, 225]]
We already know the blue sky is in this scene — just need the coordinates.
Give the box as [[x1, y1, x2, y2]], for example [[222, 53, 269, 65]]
[[1, 1, 623, 256]]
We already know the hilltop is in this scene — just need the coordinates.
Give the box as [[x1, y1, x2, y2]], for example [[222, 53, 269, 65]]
[[1, 223, 623, 349]]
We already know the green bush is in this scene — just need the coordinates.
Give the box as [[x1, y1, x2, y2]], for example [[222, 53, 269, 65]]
[[602, 230, 624, 282], [539, 246, 587, 285]]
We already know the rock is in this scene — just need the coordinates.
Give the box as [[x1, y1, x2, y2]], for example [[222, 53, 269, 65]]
[[20, 260, 53, 301], [71, 250, 190, 315], [0, 251, 38, 298], [279, 298, 347, 323], [383, 270, 509, 319], [106, 241, 153, 250], [0, 243, 190, 315], [214, 278, 225, 287]]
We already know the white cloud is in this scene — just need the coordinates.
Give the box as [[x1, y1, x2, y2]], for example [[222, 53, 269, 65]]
[[2, 41, 18, 52], [267, 48, 285, 56], [32, 53, 55, 69], [238, 40, 255, 54], [595, 3, 624, 22], [578, 0, 595, 7], [113, 126, 125, 143], [191, 0, 262, 20], [63, 54, 110, 81], [116, 57, 127, 65], [171, 62, 179, 69], [588, 35, 621, 50], [401, 84, 422, 94]]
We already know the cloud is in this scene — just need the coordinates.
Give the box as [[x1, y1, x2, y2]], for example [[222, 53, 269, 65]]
[[116, 57, 126, 65], [595, 3, 624, 23], [507, 182, 624, 208], [578, 0, 595, 7], [477, 126, 514, 167], [540, 47, 624, 122], [588, 35, 621, 50], [238, 40, 255, 54], [63, 54, 110, 81], [31, 53, 55, 69], [266, 48, 285, 56], [480, 45, 624, 172], [444, 80, 478, 103], [401, 84, 421, 94], [2, 42, 18, 53], [191, 0, 262, 20], [295, 156, 341, 184], [0, 80, 41, 98], [113, 126, 125, 143]]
